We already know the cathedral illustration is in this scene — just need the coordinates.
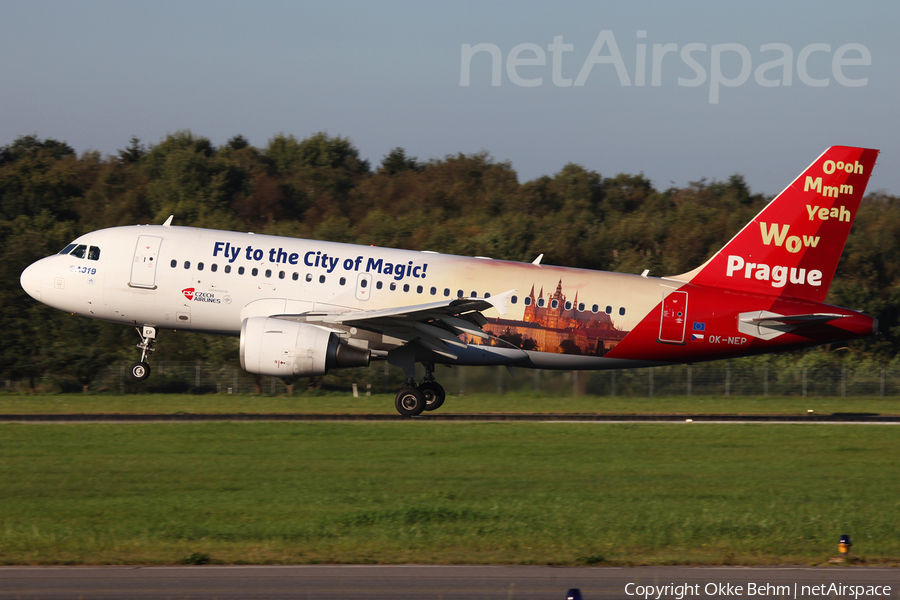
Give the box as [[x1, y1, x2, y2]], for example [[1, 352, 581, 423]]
[[469, 279, 627, 356]]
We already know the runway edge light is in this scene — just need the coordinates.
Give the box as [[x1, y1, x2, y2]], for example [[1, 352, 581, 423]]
[[567, 588, 583, 600], [839, 534, 852, 554]]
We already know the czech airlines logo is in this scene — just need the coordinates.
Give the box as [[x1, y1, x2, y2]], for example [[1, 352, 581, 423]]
[[182, 288, 195, 300]]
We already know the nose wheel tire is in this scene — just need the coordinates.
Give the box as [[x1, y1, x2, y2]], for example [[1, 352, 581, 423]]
[[130, 361, 151, 381], [395, 387, 427, 417], [419, 381, 446, 411]]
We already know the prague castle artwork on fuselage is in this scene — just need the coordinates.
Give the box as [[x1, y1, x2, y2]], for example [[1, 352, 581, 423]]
[[466, 279, 628, 356]]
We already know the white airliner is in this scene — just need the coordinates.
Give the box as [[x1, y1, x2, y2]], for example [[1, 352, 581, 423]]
[[20, 146, 880, 415]]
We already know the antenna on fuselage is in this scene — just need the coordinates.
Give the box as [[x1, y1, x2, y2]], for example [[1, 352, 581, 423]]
[[162, 215, 174, 227], [531, 254, 543, 266]]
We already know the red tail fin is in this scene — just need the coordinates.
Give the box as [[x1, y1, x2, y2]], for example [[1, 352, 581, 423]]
[[680, 146, 879, 302]]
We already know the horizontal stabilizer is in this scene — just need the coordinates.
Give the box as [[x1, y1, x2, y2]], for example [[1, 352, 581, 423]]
[[738, 311, 849, 340], [742, 313, 849, 326]]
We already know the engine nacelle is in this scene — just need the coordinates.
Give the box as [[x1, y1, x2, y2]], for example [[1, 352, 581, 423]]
[[240, 317, 370, 377]]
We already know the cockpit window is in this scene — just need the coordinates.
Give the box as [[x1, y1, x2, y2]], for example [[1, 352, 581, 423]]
[[70, 244, 87, 259], [88, 246, 101, 261], [59, 244, 77, 255]]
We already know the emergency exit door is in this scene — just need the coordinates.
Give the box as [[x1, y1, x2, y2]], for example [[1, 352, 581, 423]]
[[658, 290, 688, 344], [130, 235, 163, 289]]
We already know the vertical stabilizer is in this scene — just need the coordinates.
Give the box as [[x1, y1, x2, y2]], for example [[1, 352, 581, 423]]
[[680, 146, 879, 302]]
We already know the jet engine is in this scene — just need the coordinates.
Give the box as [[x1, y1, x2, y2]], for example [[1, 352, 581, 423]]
[[240, 317, 370, 377]]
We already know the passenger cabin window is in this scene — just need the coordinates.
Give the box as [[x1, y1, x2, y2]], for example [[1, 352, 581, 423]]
[[265, 269, 272, 278], [592, 304, 599, 313], [184, 261, 191, 269], [605, 306, 612, 314], [71, 245, 87, 259], [278, 271, 285, 279], [619, 307, 626, 316], [87, 246, 101, 260], [376, 281, 383, 290], [305, 273, 312, 282], [197, 262, 204, 271], [360, 279, 368, 288], [211, 264, 217, 272], [251, 268, 258, 276], [416, 285, 423, 294], [403, 284, 410, 292], [524, 297, 532, 306], [538, 298, 545, 307], [225, 265, 231, 274], [238, 266, 245, 275], [170, 259, 177, 268], [578, 303, 585, 311], [339, 277, 346, 286], [551, 299, 558, 309], [457, 290, 464, 298], [291, 272, 298, 281], [511, 295, 518, 304], [444, 288, 450, 297], [390, 282, 397, 291], [319, 275, 326, 283]]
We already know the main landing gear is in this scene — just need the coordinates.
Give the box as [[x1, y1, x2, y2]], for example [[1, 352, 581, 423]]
[[393, 363, 446, 417], [130, 326, 157, 382]]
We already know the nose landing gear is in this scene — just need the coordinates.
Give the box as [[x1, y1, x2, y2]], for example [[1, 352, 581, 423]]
[[130, 325, 157, 381]]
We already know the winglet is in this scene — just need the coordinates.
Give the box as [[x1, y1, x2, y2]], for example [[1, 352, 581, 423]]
[[162, 215, 174, 227], [486, 289, 517, 316]]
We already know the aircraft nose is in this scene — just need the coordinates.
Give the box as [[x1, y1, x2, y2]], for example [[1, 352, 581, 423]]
[[20, 261, 44, 302]]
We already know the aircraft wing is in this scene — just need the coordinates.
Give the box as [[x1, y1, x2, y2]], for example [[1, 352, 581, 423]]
[[277, 290, 517, 360]]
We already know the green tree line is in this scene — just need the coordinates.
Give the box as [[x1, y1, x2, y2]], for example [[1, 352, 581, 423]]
[[2, 132, 899, 391]]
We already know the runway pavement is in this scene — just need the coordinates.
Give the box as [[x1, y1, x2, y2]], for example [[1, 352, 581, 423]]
[[1, 564, 897, 599], [1, 413, 899, 423]]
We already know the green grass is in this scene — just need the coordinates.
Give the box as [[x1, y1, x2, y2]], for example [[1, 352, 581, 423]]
[[1, 422, 898, 565], [1, 392, 900, 415]]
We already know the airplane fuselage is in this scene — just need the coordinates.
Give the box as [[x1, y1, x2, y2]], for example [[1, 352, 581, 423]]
[[21, 223, 875, 370]]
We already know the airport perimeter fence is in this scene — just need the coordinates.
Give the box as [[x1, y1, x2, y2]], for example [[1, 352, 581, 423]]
[[6, 360, 900, 397]]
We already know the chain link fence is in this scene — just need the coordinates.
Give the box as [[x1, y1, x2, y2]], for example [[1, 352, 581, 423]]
[[5, 360, 900, 397]]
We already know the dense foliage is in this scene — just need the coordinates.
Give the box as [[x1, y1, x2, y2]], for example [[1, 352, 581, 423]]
[[2, 132, 899, 390]]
